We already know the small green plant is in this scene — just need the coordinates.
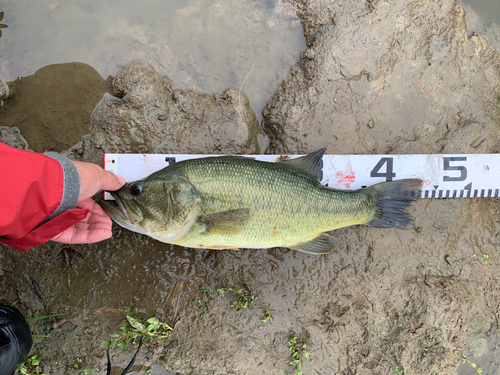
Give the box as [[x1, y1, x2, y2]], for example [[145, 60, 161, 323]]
[[260, 306, 274, 323], [200, 286, 213, 298], [462, 354, 483, 374], [286, 333, 311, 375], [481, 254, 489, 264], [73, 356, 94, 374], [395, 365, 403, 374], [101, 308, 173, 352], [25, 313, 65, 322], [195, 286, 215, 313], [15, 355, 47, 375], [195, 299, 208, 313], [217, 282, 257, 309]]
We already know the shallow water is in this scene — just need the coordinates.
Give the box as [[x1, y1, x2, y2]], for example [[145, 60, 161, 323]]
[[462, 0, 500, 53], [0, 0, 305, 123], [462, 0, 500, 27]]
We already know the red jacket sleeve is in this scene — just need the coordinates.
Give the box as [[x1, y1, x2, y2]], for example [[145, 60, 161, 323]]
[[0, 143, 89, 250]]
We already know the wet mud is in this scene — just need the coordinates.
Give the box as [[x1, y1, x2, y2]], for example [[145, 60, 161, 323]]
[[1, 0, 500, 374], [0, 63, 114, 152]]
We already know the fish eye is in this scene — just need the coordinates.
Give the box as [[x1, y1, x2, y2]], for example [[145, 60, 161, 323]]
[[130, 184, 142, 196]]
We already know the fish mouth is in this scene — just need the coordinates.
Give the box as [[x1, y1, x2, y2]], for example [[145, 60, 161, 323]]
[[110, 192, 131, 222], [101, 192, 131, 223]]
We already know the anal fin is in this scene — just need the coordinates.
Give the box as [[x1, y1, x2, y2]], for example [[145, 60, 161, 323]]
[[288, 234, 342, 254]]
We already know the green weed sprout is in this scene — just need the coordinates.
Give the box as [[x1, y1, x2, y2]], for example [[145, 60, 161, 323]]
[[462, 354, 482, 374], [73, 356, 94, 374], [101, 308, 173, 352], [195, 286, 214, 313], [260, 306, 274, 323], [286, 333, 311, 375], [15, 355, 47, 375], [395, 365, 403, 374], [217, 282, 257, 309]]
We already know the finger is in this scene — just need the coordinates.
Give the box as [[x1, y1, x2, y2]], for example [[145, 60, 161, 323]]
[[98, 169, 126, 193], [72, 160, 126, 201]]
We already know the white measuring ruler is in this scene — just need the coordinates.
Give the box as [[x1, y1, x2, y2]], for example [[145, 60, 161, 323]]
[[103, 154, 500, 200]]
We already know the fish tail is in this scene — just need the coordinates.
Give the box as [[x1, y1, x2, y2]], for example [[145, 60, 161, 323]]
[[365, 179, 423, 229]]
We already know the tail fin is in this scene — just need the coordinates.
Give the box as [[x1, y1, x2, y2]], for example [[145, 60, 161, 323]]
[[366, 179, 422, 229]]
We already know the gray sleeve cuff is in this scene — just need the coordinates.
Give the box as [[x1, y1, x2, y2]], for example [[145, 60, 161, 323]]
[[43, 152, 81, 222]]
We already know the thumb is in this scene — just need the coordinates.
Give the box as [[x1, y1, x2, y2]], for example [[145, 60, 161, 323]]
[[71, 160, 126, 201]]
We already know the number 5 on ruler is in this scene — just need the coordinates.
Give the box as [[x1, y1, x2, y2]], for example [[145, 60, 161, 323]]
[[443, 157, 467, 182]]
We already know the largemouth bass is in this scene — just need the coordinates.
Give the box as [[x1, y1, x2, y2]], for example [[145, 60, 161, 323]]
[[102, 150, 422, 254]]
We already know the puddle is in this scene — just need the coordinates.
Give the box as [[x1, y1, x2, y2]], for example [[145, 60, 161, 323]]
[[0, 62, 113, 152], [0, 0, 306, 123]]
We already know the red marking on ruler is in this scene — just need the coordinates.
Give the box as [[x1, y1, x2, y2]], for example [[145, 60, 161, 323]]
[[336, 171, 356, 187]]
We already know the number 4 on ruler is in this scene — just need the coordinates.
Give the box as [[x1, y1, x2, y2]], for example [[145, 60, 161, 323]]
[[370, 157, 396, 181]]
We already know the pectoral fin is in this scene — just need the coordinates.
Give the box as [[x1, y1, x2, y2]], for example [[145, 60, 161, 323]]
[[288, 234, 342, 254], [198, 208, 251, 235]]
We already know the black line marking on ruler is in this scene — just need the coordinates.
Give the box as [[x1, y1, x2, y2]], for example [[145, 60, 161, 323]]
[[460, 190, 464, 198], [495, 189, 499, 197], [488, 189, 492, 197], [431, 190, 436, 198], [445, 190, 450, 198], [473, 189, 478, 198], [438, 190, 443, 198], [425, 190, 429, 198], [453, 190, 457, 198], [464, 182, 472, 198], [481, 189, 485, 197]]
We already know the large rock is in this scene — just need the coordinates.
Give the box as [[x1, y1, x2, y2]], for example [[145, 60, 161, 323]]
[[0, 126, 29, 150], [72, 61, 268, 163], [0, 77, 8, 101], [263, 0, 500, 155]]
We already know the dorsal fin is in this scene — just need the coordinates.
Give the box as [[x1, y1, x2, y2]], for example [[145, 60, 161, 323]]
[[280, 149, 326, 178]]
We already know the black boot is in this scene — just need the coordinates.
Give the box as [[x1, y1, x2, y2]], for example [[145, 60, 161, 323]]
[[0, 306, 33, 375]]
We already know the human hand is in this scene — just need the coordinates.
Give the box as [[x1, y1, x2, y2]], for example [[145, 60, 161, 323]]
[[51, 160, 125, 244]]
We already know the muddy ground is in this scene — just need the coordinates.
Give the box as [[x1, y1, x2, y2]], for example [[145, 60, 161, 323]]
[[1, 0, 500, 374]]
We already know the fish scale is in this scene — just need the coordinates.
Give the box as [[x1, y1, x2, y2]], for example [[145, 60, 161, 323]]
[[103, 150, 421, 254]]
